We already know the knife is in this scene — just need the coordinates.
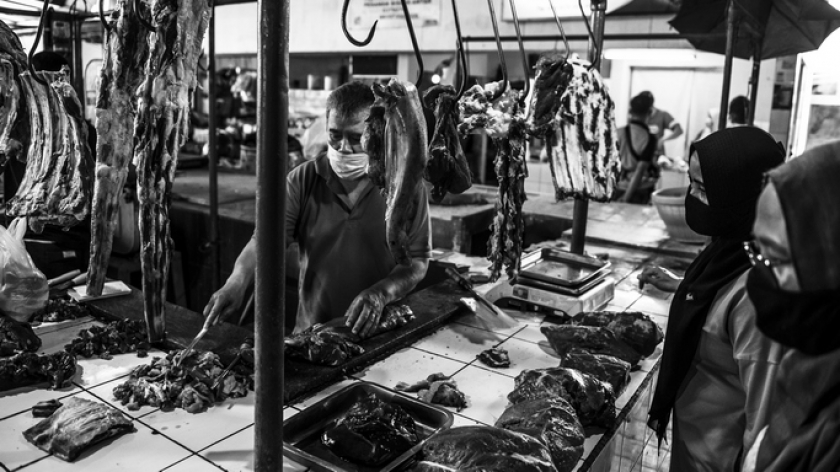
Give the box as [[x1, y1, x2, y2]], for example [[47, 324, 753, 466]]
[[176, 324, 210, 367], [445, 267, 510, 320]]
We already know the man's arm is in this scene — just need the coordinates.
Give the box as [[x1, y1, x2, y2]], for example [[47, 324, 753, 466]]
[[619, 161, 650, 203], [662, 121, 683, 142], [346, 257, 429, 338]]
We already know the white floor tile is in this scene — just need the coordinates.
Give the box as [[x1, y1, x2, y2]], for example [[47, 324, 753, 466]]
[[161, 455, 223, 471], [616, 370, 650, 411], [0, 409, 50, 470], [637, 346, 663, 374], [351, 348, 467, 389], [510, 323, 553, 344], [452, 307, 543, 338], [629, 296, 671, 317], [200, 425, 308, 472], [291, 378, 357, 410], [450, 365, 515, 426], [412, 324, 506, 364], [0, 383, 81, 421], [451, 413, 486, 427], [484, 337, 561, 378], [71, 349, 167, 388], [612, 289, 643, 311]]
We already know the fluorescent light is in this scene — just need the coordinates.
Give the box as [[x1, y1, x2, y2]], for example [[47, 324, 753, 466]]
[[603, 49, 697, 61]]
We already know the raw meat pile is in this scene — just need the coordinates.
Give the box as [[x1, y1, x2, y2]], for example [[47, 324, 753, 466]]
[[285, 304, 414, 366], [63, 319, 149, 359], [322, 393, 420, 466], [7, 71, 93, 232], [23, 397, 135, 462], [364, 79, 429, 265], [422, 85, 472, 202], [30, 298, 91, 324], [396, 372, 468, 411], [87, 0, 211, 343], [459, 82, 528, 281], [0, 316, 41, 355], [112, 349, 252, 414], [526, 55, 620, 202], [0, 351, 76, 392]]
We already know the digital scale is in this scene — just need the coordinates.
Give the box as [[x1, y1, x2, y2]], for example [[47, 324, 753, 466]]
[[483, 248, 615, 319]]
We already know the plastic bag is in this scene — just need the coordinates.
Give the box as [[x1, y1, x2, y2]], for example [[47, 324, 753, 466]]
[[0, 217, 48, 321]]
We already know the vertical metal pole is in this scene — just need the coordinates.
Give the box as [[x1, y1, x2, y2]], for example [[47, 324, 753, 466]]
[[254, 0, 288, 470], [719, 0, 738, 131], [72, 13, 83, 97], [747, 40, 761, 126], [208, 11, 221, 291], [570, 0, 606, 255]]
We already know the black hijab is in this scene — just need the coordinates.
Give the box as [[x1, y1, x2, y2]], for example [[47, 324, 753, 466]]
[[648, 127, 785, 440]]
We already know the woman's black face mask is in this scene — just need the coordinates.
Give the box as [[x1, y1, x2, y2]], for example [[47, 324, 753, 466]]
[[685, 192, 754, 239]]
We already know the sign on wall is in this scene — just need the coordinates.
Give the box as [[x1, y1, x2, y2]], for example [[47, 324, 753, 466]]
[[345, 0, 442, 29], [500, 0, 635, 21]]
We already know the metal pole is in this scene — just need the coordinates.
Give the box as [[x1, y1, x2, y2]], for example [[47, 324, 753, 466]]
[[719, 0, 738, 131], [72, 11, 83, 97], [208, 12, 221, 291], [747, 40, 761, 126], [461, 32, 722, 43], [254, 0, 288, 470], [570, 0, 606, 255]]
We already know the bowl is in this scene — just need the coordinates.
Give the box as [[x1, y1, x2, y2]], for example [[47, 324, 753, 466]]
[[651, 187, 709, 244]]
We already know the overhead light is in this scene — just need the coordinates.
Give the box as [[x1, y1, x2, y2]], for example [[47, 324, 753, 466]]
[[431, 74, 441, 85], [603, 49, 698, 61]]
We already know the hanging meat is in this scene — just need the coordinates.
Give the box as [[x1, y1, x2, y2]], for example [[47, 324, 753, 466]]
[[459, 82, 528, 281], [6, 71, 93, 232], [366, 79, 429, 265], [526, 54, 620, 202], [0, 20, 27, 167], [86, 0, 151, 295], [422, 85, 472, 202], [132, 0, 211, 341]]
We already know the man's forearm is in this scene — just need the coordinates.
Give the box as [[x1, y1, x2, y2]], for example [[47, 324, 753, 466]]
[[663, 124, 684, 141], [228, 238, 257, 288], [370, 258, 429, 305]]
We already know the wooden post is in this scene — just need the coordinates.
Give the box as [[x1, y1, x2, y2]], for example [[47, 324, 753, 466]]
[[748, 40, 762, 126], [719, 0, 738, 131]]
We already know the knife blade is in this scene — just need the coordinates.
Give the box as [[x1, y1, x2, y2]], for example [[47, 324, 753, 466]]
[[177, 325, 209, 367]]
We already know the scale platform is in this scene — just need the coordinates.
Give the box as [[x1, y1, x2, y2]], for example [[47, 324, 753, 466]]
[[484, 277, 615, 319]]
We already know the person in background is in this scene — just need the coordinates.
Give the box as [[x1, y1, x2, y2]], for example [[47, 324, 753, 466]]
[[640, 90, 683, 157], [728, 95, 750, 127], [646, 127, 786, 472], [741, 141, 840, 472], [692, 108, 719, 143], [615, 93, 658, 204], [203, 81, 431, 336]]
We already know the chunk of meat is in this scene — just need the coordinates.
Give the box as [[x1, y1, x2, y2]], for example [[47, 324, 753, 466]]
[[477, 347, 511, 368], [395, 372, 468, 411], [0, 316, 41, 355], [414, 426, 557, 472], [0, 351, 76, 392], [558, 348, 630, 394], [508, 367, 616, 429], [541, 324, 642, 366], [570, 311, 664, 357], [423, 85, 471, 202], [496, 397, 584, 472]]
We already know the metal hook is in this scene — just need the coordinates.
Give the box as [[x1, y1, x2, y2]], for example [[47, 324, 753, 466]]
[[547, 0, 570, 61], [508, 0, 529, 105], [399, 0, 423, 88], [99, 0, 112, 34], [486, 0, 507, 101], [577, 0, 599, 71], [27, 0, 51, 86], [135, 0, 156, 31], [450, 0, 468, 99], [342, 0, 377, 46]]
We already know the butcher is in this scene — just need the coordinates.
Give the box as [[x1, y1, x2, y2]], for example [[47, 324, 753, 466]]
[[203, 81, 431, 337]]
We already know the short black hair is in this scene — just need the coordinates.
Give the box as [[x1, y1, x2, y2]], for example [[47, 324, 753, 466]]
[[729, 95, 749, 124], [630, 93, 652, 117], [31, 51, 69, 73], [326, 81, 374, 120], [640, 91, 654, 105]]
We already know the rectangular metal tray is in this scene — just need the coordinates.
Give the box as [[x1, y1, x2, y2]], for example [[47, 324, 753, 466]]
[[518, 248, 611, 288], [283, 382, 454, 472], [514, 271, 608, 297]]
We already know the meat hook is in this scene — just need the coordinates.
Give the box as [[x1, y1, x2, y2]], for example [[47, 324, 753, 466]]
[[27, 0, 51, 86], [508, 0, 530, 106], [342, 0, 377, 46], [450, 0, 468, 100], [578, 0, 600, 71], [485, 0, 507, 102], [399, 0, 424, 88], [99, 0, 112, 34], [134, 0, 156, 32], [546, 0, 571, 61]]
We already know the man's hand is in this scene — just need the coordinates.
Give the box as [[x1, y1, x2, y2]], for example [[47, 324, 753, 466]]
[[203, 277, 248, 327], [637, 266, 681, 293], [345, 288, 388, 338]]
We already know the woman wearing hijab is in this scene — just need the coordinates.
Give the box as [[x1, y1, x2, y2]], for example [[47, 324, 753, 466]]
[[647, 127, 786, 472], [740, 141, 840, 472]]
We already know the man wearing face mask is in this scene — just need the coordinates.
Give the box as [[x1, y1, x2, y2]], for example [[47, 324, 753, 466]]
[[646, 127, 786, 472], [203, 81, 431, 337]]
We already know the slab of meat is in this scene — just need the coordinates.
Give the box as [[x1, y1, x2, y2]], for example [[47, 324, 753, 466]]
[[322, 393, 420, 466], [569, 311, 664, 357], [368, 79, 429, 265], [422, 85, 471, 202], [496, 397, 584, 472], [559, 347, 630, 395], [412, 425, 557, 472], [0, 20, 28, 167], [478, 347, 511, 368], [0, 351, 76, 392], [132, 0, 211, 341], [526, 55, 620, 202], [459, 82, 528, 281], [23, 397, 135, 461], [86, 0, 151, 295], [508, 367, 616, 429], [541, 324, 642, 366], [7, 71, 93, 232]]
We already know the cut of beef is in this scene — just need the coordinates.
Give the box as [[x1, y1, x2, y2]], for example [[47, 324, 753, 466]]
[[423, 85, 471, 202], [496, 397, 584, 472], [395, 372, 468, 411], [478, 347, 511, 368], [23, 397, 135, 461], [559, 348, 630, 394], [508, 367, 616, 429], [321, 393, 420, 466], [0, 351, 76, 392], [541, 324, 642, 366], [414, 425, 557, 472], [0, 20, 27, 167], [570, 311, 664, 357]]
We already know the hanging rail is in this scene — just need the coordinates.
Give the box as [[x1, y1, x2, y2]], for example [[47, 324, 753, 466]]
[[342, 0, 377, 46], [485, 0, 507, 101], [27, 0, 50, 86], [547, 0, 571, 59], [507, 0, 529, 105], [450, 0, 468, 99], [398, 0, 424, 87]]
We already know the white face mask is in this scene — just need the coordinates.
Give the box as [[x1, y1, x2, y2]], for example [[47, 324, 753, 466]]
[[327, 145, 369, 180]]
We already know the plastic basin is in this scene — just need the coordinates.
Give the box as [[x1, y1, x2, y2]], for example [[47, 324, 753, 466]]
[[651, 187, 709, 244]]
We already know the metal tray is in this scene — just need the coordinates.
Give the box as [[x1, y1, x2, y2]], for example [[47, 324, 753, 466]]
[[518, 248, 611, 288], [514, 271, 607, 297], [283, 382, 454, 472]]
